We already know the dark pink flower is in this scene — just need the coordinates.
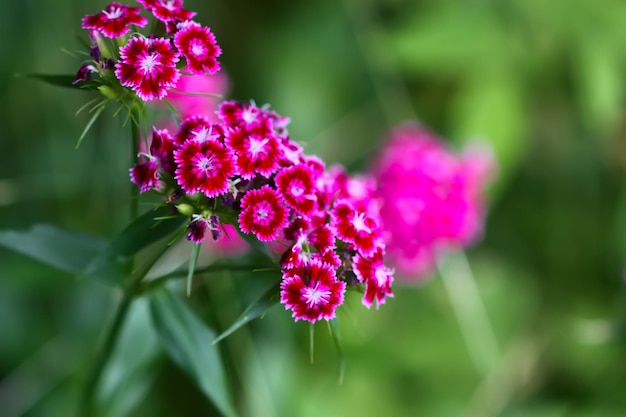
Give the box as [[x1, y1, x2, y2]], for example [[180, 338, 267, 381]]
[[280, 261, 346, 323], [175, 115, 212, 144], [173, 138, 235, 197], [130, 156, 159, 193], [115, 37, 180, 101], [331, 200, 382, 256], [149, 127, 176, 174], [137, 0, 195, 23], [168, 72, 229, 118], [353, 249, 394, 309], [82, 3, 148, 38], [186, 215, 208, 244], [275, 165, 317, 216], [369, 123, 494, 281], [226, 128, 281, 179], [174, 21, 221, 75], [238, 186, 288, 241]]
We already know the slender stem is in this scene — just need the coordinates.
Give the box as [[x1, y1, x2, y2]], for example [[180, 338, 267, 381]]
[[77, 289, 135, 417], [130, 110, 140, 221], [437, 250, 500, 375]]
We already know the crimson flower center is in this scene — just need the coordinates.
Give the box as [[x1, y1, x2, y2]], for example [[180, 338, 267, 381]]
[[290, 181, 305, 197], [254, 202, 273, 225], [190, 40, 205, 56], [353, 212, 371, 233], [197, 156, 215, 174], [140, 53, 160, 73], [248, 137, 268, 156], [104, 7, 123, 19], [303, 281, 331, 307]]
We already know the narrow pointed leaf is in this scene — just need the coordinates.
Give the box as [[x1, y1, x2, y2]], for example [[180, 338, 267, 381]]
[[149, 288, 237, 417], [0, 224, 106, 275], [17, 73, 92, 90], [186, 244, 201, 297], [84, 206, 186, 284], [76, 105, 106, 149], [212, 282, 280, 345]]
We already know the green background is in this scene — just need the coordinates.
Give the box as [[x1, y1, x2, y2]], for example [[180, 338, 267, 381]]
[[1, 0, 626, 416]]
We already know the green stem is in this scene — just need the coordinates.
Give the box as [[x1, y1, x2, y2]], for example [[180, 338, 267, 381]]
[[130, 110, 140, 221], [77, 288, 135, 417], [437, 250, 500, 375]]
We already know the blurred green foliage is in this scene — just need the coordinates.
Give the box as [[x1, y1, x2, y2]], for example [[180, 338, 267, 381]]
[[1, 0, 626, 416]]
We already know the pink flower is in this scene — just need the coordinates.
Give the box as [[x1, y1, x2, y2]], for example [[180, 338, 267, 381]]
[[115, 37, 180, 101], [130, 156, 159, 193], [275, 165, 317, 216], [149, 127, 176, 174], [173, 137, 235, 197], [168, 72, 229, 119], [280, 261, 346, 323], [331, 200, 382, 257], [353, 248, 394, 309], [175, 115, 212, 144], [226, 128, 281, 179], [186, 215, 209, 244], [238, 186, 288, 241], [82, 3, 148, 38], [370, 123, 494, 281], [174, 22, 221, 75], [137, 0, 195, 23]]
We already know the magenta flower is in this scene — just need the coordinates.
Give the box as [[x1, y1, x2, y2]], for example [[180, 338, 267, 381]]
[[275, 165, 316, 216], [280, 261, 346, 323], [226, 128, 281, 179], [149, 127, 177, 174], [331, 200, 382, 257], [115, 37, 181, 101], [175, 115, 212, 144], [238, 186, 288, 241], [137, 0, 196, 23], [82, 2, 148, 38], [353, 248, 394, 309], [174, 21, 221, 75], [370, 123, 494, 281], [173, 137, 235, 197], [186, 215, 209, 244], [130, 156, 159, 193]]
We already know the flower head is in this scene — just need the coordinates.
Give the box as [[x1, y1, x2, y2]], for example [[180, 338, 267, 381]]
[[173, 137, 235, 197], [174, 21, 221, 75], [370, 123, 494, 281], [115, 37, 180, 101], [130, 156, 159, 193], [226, 128, 281, 179], [280, 261, 346, 323], [82, 2, 148, 38], [238, 186, 288, 241], [275, 165, 317, 216], [137, 0, 196, 23]]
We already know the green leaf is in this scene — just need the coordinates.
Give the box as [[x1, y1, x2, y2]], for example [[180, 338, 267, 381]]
[[186, 244, 201, 297], [212, 282, 280, 345], [84, 206, 186, 285], [149, 288, 237, 417], [0, 224, 106, 275], [16, 73, 91, 90], [76, 105, 106, 149]]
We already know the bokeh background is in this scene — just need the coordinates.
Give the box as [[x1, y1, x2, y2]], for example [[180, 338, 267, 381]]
[[1, 0, 626, 416]]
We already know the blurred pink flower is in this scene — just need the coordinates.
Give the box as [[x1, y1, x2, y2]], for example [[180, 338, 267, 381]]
[[370, 123, 495, 282], [167, 72, 229, 120]]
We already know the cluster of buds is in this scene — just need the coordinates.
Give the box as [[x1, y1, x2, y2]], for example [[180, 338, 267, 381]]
[[130, 100, 394, 322], [75, 1, 221, 101]]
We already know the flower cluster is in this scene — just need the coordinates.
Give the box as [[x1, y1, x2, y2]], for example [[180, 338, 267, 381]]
[[369, 123, 494, 282], [76, 0, 221, 101], [130, 101, 395, 322]]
